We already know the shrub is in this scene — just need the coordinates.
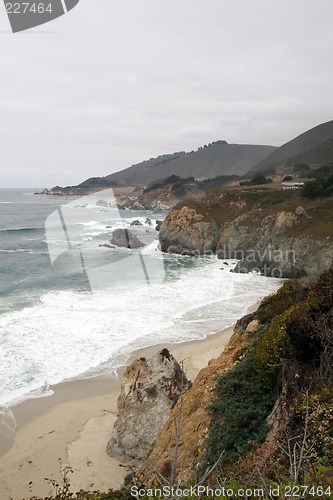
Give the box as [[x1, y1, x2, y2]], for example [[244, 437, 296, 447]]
[[256, 281, 308, 325], [301, 171, 333, 198], [240, 175, 273, 187], [204, 328, 277, 468], [294, 386, 333, 465]]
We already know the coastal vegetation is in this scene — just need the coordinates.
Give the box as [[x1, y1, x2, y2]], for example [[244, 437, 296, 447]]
[[27, 119, 333, 498], [301, 164, 333, 198], [29, 265, 333, 499], [202, 267, 333, 488], [239, 174, 273, 186]]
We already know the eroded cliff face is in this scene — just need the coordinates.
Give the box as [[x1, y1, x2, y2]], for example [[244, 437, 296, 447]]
[[159, 193, 333, 277], [218, 209, 333, 278], [139, 316, 257, 484], [107, 349, 191, 468], [159, 206, 220, 255]]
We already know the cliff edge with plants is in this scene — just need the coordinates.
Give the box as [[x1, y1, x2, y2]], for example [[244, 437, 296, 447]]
[[140, 267, 333, 490], [159, 189, 333, 278]]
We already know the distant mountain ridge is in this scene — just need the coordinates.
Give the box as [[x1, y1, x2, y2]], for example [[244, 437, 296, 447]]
[[249, 120, 333, 175], [46, 120, 333, 195], [104, 142, 276, 187]]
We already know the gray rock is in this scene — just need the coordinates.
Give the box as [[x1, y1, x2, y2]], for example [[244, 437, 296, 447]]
[[96, 199, 109, 208], [99, 243, 115, 249], [107, 349, 191, 467], [110, 228, 144, 249], [155, 220, 163, 231], [130, 220, 143, 226], [217, 211, 333, 278], [158, 205, 333, 278], [159, 206, 220, 255]]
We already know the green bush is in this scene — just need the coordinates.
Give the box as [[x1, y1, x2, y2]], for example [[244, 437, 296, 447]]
[[204, 328, 277, 468], [240, 175, 273, 186], [197, 174, 239, 192], [301, 170, 333, 198], [144, 175, 194, 193], [306, 164, 333, 179], [256, 280, 308, 325]]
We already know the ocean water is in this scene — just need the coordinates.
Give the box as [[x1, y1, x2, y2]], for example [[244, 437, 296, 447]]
[[0, 188, 281, 408]]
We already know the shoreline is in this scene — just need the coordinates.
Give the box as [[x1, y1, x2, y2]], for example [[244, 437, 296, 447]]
[[0, 322, 237, 500]]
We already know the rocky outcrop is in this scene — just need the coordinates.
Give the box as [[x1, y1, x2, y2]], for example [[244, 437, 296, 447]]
[[139, 322, 254, 484], [159, 205, 220, 255], [158, 195, 333, 277], [107, 349, 191, 467], [110, 228, 144, 249], [217, 210, 333, 278]]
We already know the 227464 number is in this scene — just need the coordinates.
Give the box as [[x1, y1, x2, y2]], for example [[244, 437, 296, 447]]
[[6, 3, 53, 14]]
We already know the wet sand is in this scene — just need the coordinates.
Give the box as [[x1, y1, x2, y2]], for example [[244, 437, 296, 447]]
[[0, 325, 234, 499]]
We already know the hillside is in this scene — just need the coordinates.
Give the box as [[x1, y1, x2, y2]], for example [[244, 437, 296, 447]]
[[104, 142, 276, 187], [290, 135, 333, 169], [142, 266, 333, 489], [42, 142, 275, 195], [249, 119, 333, 175]]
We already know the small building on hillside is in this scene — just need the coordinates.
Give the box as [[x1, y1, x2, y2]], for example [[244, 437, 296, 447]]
[[282, 182, 305, 190]]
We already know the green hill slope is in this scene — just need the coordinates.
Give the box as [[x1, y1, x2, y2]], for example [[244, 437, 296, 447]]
[[249, 120, 333, 175], [104, 142, 276, 187]]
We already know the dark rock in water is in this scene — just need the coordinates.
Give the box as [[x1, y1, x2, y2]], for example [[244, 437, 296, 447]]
[[130, 220, 143, 226], [106, 225, 112, 229], [99, 243, 115, 249], [107, 349, 191, 467], [155, 220, 163, 231], [145, 218, 152, 226], [110, 228, 144, 249], [96, 199, 109, 208]]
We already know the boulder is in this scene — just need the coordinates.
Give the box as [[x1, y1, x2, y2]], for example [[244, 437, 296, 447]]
[[110, 228, 144, 249], [107, 349, 191, 467], [155, 220, 163, 231], [96, 199, 109, 208], [159, 206, 220, 255]]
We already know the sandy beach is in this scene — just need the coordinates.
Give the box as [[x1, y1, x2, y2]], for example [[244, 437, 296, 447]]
[[0, 325, 234, 500]]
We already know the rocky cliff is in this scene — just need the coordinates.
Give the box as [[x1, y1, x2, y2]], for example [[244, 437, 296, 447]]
[[138, 267, 333, 487], [107, 349, 191, 467], [138, 315, 257, 484], [159, 190, 333, 277], [159, 205, 220, 255]]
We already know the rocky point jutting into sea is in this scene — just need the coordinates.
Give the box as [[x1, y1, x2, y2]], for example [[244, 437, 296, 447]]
[[8, 120, 333, 497], [159, 190, 333, 278]]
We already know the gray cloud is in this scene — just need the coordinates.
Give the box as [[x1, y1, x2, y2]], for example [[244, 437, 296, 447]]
[[0, 0, 333, 187]]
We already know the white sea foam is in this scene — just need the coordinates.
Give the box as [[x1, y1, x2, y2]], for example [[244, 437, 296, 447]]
[[0, 255, 281, 407]]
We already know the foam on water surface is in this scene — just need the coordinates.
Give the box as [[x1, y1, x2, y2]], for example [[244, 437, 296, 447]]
[[0, 253, 281, 407]]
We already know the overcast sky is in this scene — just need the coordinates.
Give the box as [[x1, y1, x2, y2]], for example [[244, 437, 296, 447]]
[[0, 0, 333, 188]]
